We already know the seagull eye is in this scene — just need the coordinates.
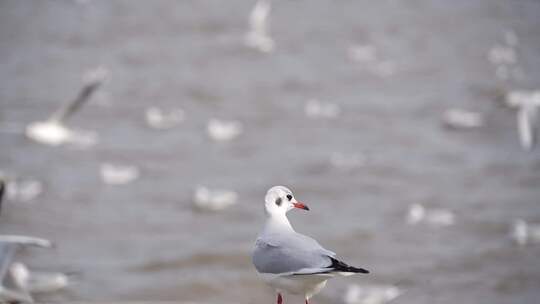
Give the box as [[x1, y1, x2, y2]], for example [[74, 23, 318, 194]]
[[275, 197, 282, 206], [286, 194, 293, 201]]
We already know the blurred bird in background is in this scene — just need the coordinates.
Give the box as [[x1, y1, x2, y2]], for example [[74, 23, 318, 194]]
[[0, 236, 69, 303], [244, 0, 275, 53], [25, 66, 108, 147]]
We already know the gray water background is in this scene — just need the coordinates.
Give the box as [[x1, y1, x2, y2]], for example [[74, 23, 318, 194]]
[[1, 1, 540, 303]]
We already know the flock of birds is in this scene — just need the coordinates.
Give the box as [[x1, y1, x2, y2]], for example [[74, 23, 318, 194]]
[[442, 29, 539, 151], [1, 1, 539, 304]]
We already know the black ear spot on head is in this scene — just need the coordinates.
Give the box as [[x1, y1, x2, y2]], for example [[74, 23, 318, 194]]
[[275, 197, 282, 206]]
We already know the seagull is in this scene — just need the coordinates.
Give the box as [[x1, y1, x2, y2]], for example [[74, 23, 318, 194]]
[[441, 108, 484, 129], [505, 90, 540, 151], [406, 204, 455, 227], [4, 177, 43, 204], [192, 186, 238, 211], [487, 45, 516, 65], [25, 66, 108, 146], [244, 0, 275, 53], [0, 235, 52, 303], [304, 99, 341, 119], [9, 262, 71, 295], [516, 98, 538, 151], [99, 163, 140, 185], [510, 218, 540, 246], [206, 118, 243, 142], [144, 106, 185, 130], [344, 283, 402, 304], [252, 186, 369, 304]]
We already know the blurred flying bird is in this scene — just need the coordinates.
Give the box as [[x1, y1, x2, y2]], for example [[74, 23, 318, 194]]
[[304, 99, 341, 119], [145, 106, 185, 130], [100, 163, 140, 185], [348, 44, 396, 77], [488, 46, 516, 65], [505, 90, 540, 151], [344, 284, 402, 304], [25, 66, 108, 146], [406, 204, 455, 227], [4, 178, 43, 204], [252, 186, 369, 304], [244, 0, 275, 53], [442, 108, 484, 129], [510, 219, 540, 247], [488, 30, 521, 81], [9, 263, 71, 295], [207, 119, 243, 142], [517, 101, 537, 151], [0, 236, 52, 303], [193, 186, 238, 211]]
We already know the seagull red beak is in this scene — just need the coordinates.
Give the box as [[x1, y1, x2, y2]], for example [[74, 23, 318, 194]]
[[293, 202, 310, 211]]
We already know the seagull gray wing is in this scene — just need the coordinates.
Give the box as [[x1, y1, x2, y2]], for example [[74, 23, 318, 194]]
[[0, 236, 52, 249], [252, 231, 336, 275]]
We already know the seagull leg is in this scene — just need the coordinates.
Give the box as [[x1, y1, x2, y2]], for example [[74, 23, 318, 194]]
[[305, 299, 309, 304], [277, 293, 283, 304]]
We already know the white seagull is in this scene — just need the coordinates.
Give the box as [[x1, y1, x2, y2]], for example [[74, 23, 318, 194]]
[[192, 186, 238, 211], [4, 177, 43, 204], [252, 186, 369, 304], [244, 0, 275, 53], [25, 67, 108, 146], [406, 204, 455, 227], [441, 108, 484, 129], [510, 218, 540, 246], [144, 106, 185, 130], [9, 262, 71, 295], [344, 283, 402, 304], [0, 235, 52, 303], [99, 163, 140, 185], [505, 90, 540, 151], [206, 118, 243, 142]]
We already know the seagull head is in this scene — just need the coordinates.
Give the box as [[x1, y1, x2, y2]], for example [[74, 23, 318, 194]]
[[264, 186, 309, 216]]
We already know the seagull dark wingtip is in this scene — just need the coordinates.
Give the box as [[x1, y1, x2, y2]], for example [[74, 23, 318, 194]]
[[328, 257, 370, 274], [358, 267, 370, 274]]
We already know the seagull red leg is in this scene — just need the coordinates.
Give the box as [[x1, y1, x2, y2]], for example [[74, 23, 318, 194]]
[[277, 293, 282, 304]]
